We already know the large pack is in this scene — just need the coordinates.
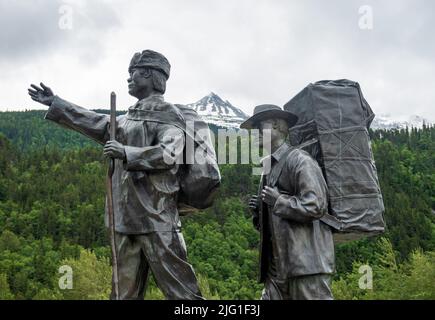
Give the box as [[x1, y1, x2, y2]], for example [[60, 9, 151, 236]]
[[175, 105, 221, 214], [284, 79, 385, 243]]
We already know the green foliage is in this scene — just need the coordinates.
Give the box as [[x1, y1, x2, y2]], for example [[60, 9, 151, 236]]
[[0, 231, 67, 299], [57, 249, 111, 300], [0, 111, 434, 300], [0, 273, 14, 300], [333, 238, 435, 300], [183, 197, 262, 299], [0, 111, 96, 151]]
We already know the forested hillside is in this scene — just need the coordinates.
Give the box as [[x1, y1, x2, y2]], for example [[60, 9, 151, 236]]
[[0, 110, 434, 300]]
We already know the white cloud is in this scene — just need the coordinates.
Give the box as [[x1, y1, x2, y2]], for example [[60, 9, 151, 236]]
[[0, 0, 434, 121]]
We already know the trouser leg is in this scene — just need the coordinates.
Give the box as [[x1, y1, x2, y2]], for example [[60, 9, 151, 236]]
[[110, 232, 149, 300], [140, 231, 204, 300], [261, 248, 289, 300], [260, 276, 289, 300], [288, 274, 334, 300]]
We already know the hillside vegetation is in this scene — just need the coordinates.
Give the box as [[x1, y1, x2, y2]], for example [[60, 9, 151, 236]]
[[0, 110, 434, 299]]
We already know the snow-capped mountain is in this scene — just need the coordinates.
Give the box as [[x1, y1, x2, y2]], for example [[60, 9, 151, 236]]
[[371, 114, 432, 130], [186, 92, 248, 128], [185, 93, 432, 130]]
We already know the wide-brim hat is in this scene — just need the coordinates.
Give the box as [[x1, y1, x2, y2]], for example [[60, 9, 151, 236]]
[[240, 104, 298, 130]]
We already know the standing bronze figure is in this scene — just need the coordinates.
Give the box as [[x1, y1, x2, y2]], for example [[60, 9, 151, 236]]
[[28, 50, 204, 300], [242, 105, 335, 300]]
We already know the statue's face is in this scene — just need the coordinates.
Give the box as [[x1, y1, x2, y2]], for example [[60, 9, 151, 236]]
[[258, 119, 287, 151], [258, 119, 275, 150], [127, 67, 153, 99]]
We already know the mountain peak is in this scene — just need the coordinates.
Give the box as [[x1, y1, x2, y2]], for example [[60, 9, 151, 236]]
[[186, 92, 248, 128], [202, 92, 226, 105]]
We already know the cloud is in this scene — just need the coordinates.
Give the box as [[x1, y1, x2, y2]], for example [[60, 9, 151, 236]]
[[0, 0, 120, 64], [0, 0, 434, 121]]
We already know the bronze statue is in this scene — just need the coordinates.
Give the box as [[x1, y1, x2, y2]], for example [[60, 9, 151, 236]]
[[28, 50, 205, 300], [241, 104, 335, 300]]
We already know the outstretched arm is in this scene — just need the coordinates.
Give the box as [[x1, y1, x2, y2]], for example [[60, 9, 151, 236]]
[[28, 83, 110, 145]]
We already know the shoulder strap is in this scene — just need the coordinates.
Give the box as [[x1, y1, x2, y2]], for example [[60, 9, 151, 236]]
[[126, 109, 186, 131], [269, 139, 343, 231], [268, 138, 318, 187]]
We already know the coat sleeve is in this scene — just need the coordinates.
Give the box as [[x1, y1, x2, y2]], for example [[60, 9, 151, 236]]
[[272, 154, 328, 223], [123, 123, 185, 171], [45, 96, 110, 145]]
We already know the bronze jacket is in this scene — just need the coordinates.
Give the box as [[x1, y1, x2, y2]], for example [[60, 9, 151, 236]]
[[45, 94, 185, 234], [256, 143, 335, 281]]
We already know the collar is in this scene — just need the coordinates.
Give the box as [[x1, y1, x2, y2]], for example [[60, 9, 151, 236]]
[[259, 142, 291, 166], [271, 142, 291, 162], [130, 94, 164, 110]]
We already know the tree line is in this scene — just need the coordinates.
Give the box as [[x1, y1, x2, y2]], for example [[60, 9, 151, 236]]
[[0, 111, 434, 299]]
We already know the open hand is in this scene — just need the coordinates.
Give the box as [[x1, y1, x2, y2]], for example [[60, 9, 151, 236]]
[[28, 83, 55, 106], [103, 141, 126, 160], [261, 186, 281, 207]]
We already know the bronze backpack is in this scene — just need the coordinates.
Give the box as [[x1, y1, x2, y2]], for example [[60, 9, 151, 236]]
[[284, 79, 386, 243], [175, 105, 221, 214]]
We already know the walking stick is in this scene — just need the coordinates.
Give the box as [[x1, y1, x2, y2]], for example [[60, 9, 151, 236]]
[[107, 92, 120, 300]]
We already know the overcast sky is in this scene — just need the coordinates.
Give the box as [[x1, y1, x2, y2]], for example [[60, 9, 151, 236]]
[[0, 0, 434, 121]]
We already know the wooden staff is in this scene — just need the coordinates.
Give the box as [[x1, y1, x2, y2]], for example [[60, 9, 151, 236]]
[[106, 92, 119, 299]]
